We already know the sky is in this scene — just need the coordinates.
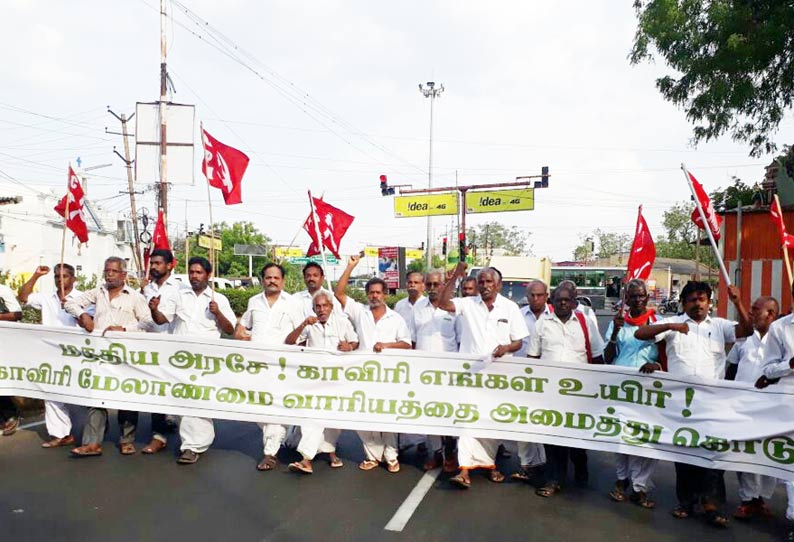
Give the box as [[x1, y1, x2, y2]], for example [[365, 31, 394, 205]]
[[1, 0, 792, 263]]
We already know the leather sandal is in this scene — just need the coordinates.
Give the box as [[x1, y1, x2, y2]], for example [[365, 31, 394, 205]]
[[386, 459, 401, 473], [42, 435, 75, 449], [256, 455, 277, 471], [71, 444, 103, 457], [119, 442, 136, 455], [177, 450, 200, 465], [142, 439, 167, 454]]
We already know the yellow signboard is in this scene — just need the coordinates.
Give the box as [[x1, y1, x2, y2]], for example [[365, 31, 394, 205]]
[[364, 247, 379, 257], [405, 249, 424, 260], [198, 235, 222, 250], [465, 189, 534, 214], [394, 193, 458, 218], [274, 246, 304, 258]]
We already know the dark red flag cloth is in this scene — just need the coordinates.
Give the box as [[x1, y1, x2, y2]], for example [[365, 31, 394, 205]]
[[625, 205, 656, 281], [303, 195, 354, 259], [144, 209, 170, 269], [688, 171, 723, 242], [770, 198, 794, 248], [53, 166, 89, 243], [201, 128, 250, 205]]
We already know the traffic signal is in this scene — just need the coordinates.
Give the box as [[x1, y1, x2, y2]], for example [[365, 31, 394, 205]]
[[458, 232, 466, 259], [541, 166, 549, 188], [198, 223, 205, 236], [379, 174, 395, 196], [442, 237, 447, 256]]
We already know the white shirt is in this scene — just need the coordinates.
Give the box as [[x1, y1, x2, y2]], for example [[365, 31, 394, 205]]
[[762, 315, 794, 380], [293, 289, 345, 319], [576, 303, 599, 327], [727, 331, 766, 383], [240, 291, 302, 345], [655, 314, 737, 379], [159, 288, 236, 338], [411, 301, 458, 353], [452, 294, 528, 356], [299, 313, 359, 349], [394, 296, 428, 341], [344, 301, 411, 351], [516, 304, 551, 357], [528, 312, 605, 363], [26, 289, 84, 327], [143, 275, 186, 333], [0, 284, 21, 314]]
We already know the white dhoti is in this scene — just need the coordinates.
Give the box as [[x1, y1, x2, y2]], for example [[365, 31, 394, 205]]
[[358, 431, 398, 462], [517, 441, 546, 467], [297, 424, 340, 460], [785, 480, 794, 522], [258, 423, 286, 456], [615, 453, 657, 492], [179, 417, 215, 454], [736, 472, 776, 502], [44, 401, 72, 439], [457, 436, 498, 469]]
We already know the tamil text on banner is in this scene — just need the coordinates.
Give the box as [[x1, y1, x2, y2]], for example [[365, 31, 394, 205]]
[[2, 322, 794, 480], [394, 193, 459, 218], [465, 188, 534, 213]]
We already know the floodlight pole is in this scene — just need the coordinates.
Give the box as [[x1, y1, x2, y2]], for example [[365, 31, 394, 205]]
[[419, 81, 444, 269]]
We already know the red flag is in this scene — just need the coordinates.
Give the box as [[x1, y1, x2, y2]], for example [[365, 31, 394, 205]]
[[144, 209, 171, 269], [625, 205, 656, 281], [770, 198, 794, 247], [201, 128, 250, 205], [303, 195, 354, 259], [688, 171, 723, 242], [53, 167, 89, 243]]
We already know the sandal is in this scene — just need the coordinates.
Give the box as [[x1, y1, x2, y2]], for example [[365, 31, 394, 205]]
[[488, 470, 505, 483], [449, 474, 471, 489], [536, 483, 561, 498], [70, 444, 103, 457], [733, 502, 755, 520], [177, 450, 199, 465], [510, 468, 531, 483], [42, 435, 75, 449], [704, 509, 729, 528], [609, 479, 628, 502], [386, 459, 400, 473], [288, 461, 313, 474], [629, 490, 655, 509], [671, 505, 692, 519], [358, 459, 379, 471], [119, 442, 136, 455], [329, 455, 344, 468], [142, 439, 166, 454], [256, 455, 277, 471]]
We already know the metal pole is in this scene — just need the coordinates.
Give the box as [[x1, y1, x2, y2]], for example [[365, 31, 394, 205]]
[[420, 82, 444, 270], [158, 0, 169, 222], [120, 113, 143, 274]]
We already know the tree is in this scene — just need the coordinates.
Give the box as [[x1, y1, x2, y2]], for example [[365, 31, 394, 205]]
[[466, 221, 533, 259], [173, 221, 272, 277], [571, 229, 631, 261], [710, 175, 761, 211], [656, 201, 718, 268], [631, 1, 794, 156]]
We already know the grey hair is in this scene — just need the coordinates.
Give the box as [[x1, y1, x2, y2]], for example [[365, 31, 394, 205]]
[[527, 279, 548, 292], [105, 256, 127, 271], [625, 278, 647, 294], [311, 288, 333, 305]]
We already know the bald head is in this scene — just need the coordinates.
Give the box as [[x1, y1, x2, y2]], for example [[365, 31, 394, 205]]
[[526, 280, 549, 314], [750, 295, 779, 334]]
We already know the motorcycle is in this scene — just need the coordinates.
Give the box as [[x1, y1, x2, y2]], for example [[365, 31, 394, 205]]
[[657, 296, 679, 315]]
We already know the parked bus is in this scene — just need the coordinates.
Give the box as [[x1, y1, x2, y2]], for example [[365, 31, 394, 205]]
[[550, 266, 625, 309]]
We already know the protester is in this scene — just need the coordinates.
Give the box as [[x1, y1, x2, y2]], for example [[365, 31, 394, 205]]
[[437, 263, 529, 489], [460, 277, 478, 297], [529, 283, 604, 497], [409, 270, 459, 472], [0, 280, 22, 436], [603, 278, 661, 509], [394, 271, 427, 334], [335, 255, 411, 473], [18, 264, 84, 447], [285, 289, 358, 474], [723, 296, 779, 520], [558, 279, 598, 326], [235, 262, 303, 472], [293, 262, 342, 318], [635, 280, 751, 528], [140, 248, 185, 454], [149, 257, 236, 464], [65, 256, 154, 457]]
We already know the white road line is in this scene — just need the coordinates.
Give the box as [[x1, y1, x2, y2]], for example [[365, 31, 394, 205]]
[[384, 468, 440, 532], [19, 420, 46, 430]]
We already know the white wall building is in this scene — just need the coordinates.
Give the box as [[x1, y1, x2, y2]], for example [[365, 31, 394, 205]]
[[0, 183, 136, 294]]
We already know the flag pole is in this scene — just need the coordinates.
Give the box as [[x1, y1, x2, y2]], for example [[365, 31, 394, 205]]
[[681, 163, 731, 286], [59, 166, 71, 301], [775, 194, 794, 287], [308, 190, 332, 292], [200, 123, 216, 300]]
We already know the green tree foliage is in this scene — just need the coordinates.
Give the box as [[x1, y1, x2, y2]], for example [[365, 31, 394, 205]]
[[656, 201, 718, 267], [631, 1, 794, 156], [709, 175, 761, 211], [174, 221, 272, 277], [572, 230, 631, 260], [466, 221, 533, 259]]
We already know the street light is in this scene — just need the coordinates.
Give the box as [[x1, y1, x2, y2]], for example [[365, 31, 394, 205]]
[[419, 81, 444, 269]]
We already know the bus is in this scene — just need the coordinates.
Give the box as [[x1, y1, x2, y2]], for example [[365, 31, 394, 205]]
[[550, 266, 626, 309]]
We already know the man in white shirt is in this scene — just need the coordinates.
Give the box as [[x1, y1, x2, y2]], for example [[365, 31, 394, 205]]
[[437, 263, 529, 489], [410, 270, 459, 471], [18, 263, 84, 447], [66, 257, 155, 457], [293, 262, 342, 318], [0, 281, 22, 436], [558, 279, 598, 327], [394, 271, 427, 336], [140, 248, 186, 454], [724, 296, 778, 520], [150, 256, 236, 465], [529, 284, 604, 497], [285, 289, 359, 474], [235, 262, 303, 472], [335, 255, 412, 473], [635, 280, 750, 527]]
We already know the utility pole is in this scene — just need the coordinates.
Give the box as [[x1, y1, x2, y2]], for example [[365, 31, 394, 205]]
[[108, 109, 144, 274], [158, 0, 170, 221], [184, 199, 190, 273], [419, 81, 444, 270]]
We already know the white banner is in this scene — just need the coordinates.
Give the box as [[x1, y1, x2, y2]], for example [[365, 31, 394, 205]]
[[2, 322, 794, 479]]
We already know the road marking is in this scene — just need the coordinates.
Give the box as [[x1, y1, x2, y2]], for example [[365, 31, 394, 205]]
[[19, 421, 46, 430], [384, 468, 440, 532]]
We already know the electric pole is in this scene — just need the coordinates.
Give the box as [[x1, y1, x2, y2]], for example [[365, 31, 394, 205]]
[[419, 81, 444, 270], [158, 0, 169, 221]]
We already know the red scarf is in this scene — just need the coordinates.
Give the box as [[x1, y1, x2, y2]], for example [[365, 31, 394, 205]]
[[623, 308, 657, 327]]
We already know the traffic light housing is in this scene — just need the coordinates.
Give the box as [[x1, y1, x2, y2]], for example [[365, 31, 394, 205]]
[[442, 237, 447, 256], [380, 174, 395, 196], [534, 166, 550, 189], [458, 232, 466, 259]]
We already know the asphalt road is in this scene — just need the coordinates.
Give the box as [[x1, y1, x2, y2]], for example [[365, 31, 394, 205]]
[[0, 313, 789, 542]]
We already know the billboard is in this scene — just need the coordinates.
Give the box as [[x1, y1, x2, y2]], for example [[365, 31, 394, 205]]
[[198, 235, 222, 250], [394, 193, 458, 218], [135, 102, 195, 186], [378, 246, 404, 289], [465, 188, 534, 214]]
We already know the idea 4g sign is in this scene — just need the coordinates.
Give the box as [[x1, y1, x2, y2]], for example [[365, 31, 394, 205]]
[[466, 189, 534, 213], [394, 193, 459, 218]]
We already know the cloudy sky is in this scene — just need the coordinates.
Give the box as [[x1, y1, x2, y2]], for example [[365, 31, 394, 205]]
[[2, 0, 792, 262]]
